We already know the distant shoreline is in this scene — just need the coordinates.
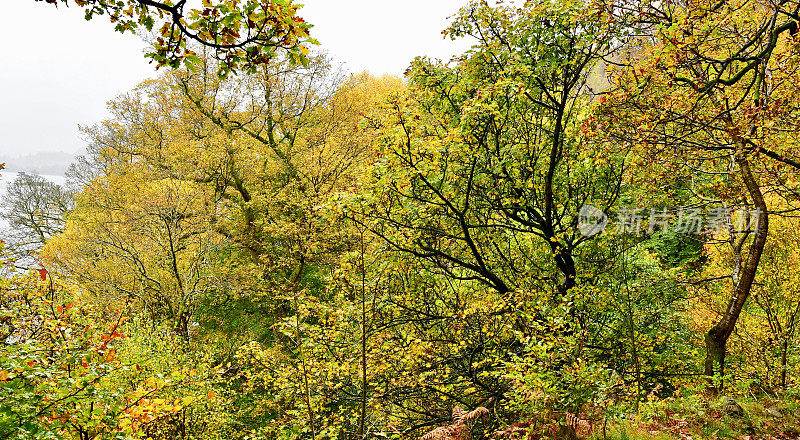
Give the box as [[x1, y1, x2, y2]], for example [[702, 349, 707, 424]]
[[0, 151, 76, 177], [0, 171, 67, 181]]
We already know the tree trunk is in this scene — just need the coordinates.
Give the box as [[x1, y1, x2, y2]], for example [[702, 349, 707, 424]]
[[780, 338, 789, 388], [703, 154, 769, 393], [175, 310, 190, 343], [554, 245, 577, 297], [704, 327, 727, 388]]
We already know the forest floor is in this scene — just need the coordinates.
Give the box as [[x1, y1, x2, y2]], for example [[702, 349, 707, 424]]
[[591, 398, 800, 440]]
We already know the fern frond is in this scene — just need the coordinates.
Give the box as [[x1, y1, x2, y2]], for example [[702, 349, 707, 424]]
[[420, 424, 468, 440], [452, 406, 467, 423], [457, 406, 489, 425]]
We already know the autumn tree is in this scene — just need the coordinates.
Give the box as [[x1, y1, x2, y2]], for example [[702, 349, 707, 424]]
[[152, 56, 402, 331], [334, 0, 642, 434], [36, 0, 315, 74], [699, 210, 800, 390], [360, 0, 625, 303], [598, 0, 800, 390], [37, 53, 408, 436], [0, 172, 73, 257], [45, 167, 218, 341]]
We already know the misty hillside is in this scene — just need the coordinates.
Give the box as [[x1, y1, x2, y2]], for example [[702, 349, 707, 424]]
[[0, 151, 76, 176]]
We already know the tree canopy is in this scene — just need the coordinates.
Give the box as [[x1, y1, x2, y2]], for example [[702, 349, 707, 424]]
[[37, 0, 315, 73], [4, 0, 800, 439]]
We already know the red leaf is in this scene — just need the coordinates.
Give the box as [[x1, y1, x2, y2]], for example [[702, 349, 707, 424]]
[[38, 268, 48, 281]]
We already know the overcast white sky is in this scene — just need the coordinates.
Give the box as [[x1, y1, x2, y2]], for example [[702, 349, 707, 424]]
[[0, 0, 472, 157]]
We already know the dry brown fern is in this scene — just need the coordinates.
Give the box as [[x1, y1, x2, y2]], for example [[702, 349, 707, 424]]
[[460, 406, 489, 424], [491, 421, 531, 439], [420, 406, 490, 440], [565, 412, 593, 436], [421, 424, 469, 440], [452, 406, 468, 423]]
